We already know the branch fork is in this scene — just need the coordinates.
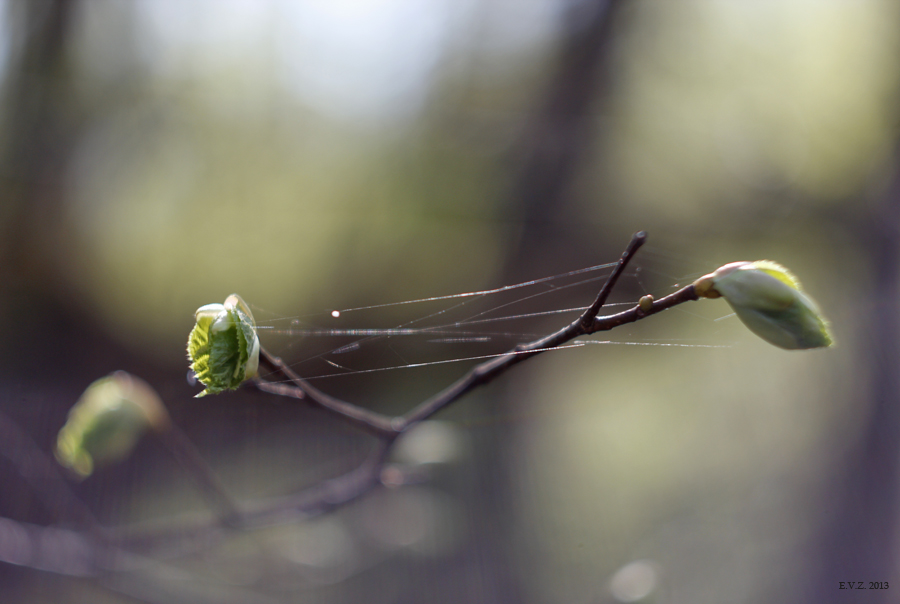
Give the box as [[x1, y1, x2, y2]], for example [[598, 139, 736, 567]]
[[247, 231, 699, 520], [3, 231, 704, 569]]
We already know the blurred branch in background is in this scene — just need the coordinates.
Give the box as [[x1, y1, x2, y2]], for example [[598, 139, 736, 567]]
[[0, 410, 100, 531], [0, 0, 80, 336]]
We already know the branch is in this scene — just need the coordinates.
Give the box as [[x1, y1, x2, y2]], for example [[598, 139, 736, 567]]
[[400, 230, 657, 427], [580, 230, 647, 327], [255, 232, 698, 439], [591, 283, 699, 332], [255, 351, 397, 438], [122, 232, 699, 552], [5, 231, 705, 574], [106, 441, 391, 555]]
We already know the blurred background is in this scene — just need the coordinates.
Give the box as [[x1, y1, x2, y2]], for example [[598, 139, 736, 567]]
[[1, 0, 898, 602]]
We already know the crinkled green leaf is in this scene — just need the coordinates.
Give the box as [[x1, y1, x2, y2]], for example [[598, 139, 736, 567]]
[[187, 295, 259, 397]]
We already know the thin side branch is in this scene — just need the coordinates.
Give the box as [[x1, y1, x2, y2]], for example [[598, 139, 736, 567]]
[[256, 350, 396, 438], [401, 231, 658, 428], [581, 230, 647, 328], [591, 283, 699, 332]]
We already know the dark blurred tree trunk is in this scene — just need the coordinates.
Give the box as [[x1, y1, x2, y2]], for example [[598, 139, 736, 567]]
[[0, 0, 95, 384], [465, 1, 626, 601], [804, 165, 900, 602], [0, 0, 82, 592], [504, 0, 626, 279], [0, 0, 138, 388], [1, 0, 77, 293]]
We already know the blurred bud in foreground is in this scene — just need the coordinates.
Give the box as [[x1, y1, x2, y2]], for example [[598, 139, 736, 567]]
[[693, 260, 833, 350], [56, 372, 170, 478], [187, 294, 260, 397]]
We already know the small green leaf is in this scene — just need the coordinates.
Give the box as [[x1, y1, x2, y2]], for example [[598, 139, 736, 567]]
[[187, 294, 259, 396], [694, 261, 833, 350]]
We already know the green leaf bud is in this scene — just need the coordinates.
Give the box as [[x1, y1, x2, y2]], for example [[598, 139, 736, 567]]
[[56, 372, 170, 478], [187, 293, 260, 397], [693, 261, 833, 350]]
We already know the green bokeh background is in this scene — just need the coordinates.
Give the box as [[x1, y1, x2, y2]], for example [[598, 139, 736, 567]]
[[1, 1, 898, 603]]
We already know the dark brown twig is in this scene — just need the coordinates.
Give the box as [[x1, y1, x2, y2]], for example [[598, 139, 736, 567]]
[[256, 350, 396, 438], [581, 230, 647, 327], [590, 282, 699, 331], [254, 232, 696, 439], [401, 230, 653, 428]]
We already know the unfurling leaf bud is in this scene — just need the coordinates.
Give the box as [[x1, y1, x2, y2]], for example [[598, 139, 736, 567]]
[[56, 372, 170, 478], [187, 294, 260, 397], [693, 261, 833, 350]]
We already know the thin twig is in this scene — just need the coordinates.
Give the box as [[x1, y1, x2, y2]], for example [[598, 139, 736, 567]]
[[253, 232, 697, 437], [256, 349, 396, 438], [261, 231, 657, 434], [401, 231, 657, 428], [581, 230, 647, 328]]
